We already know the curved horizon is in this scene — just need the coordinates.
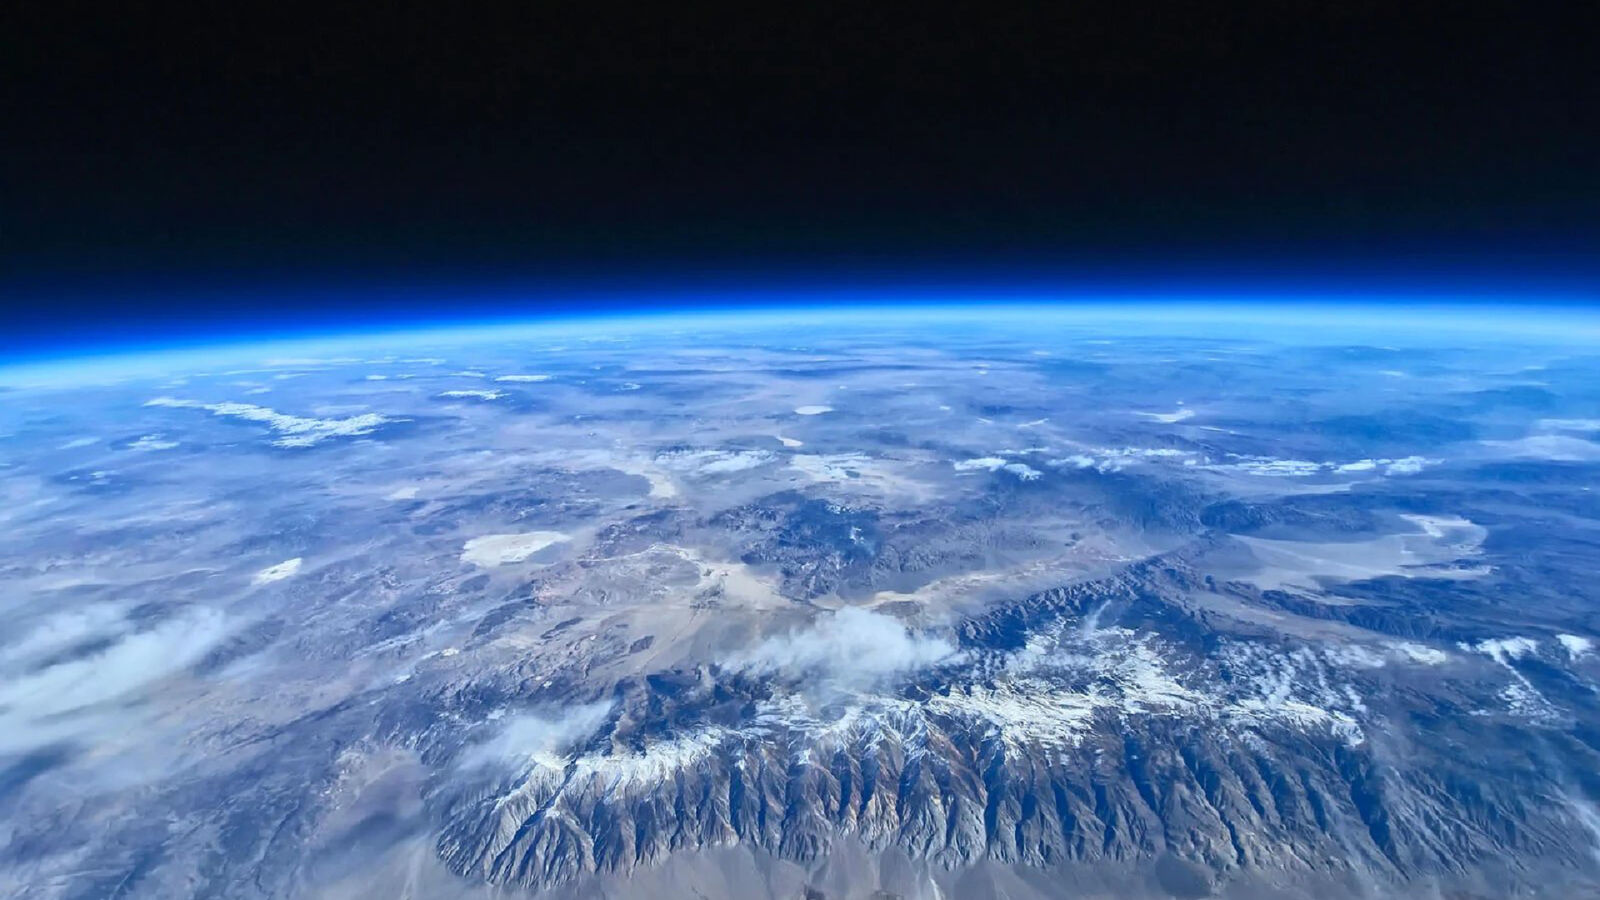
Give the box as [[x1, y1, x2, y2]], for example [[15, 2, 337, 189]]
[[5, 294, 1599, 389]]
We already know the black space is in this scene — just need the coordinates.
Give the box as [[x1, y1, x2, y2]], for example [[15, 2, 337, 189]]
[[4, 2, 1599, 337]]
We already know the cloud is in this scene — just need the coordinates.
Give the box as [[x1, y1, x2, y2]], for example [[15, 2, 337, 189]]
[[1464, 636, 1540, 665], [655, 449, 775, 476], [1219, 454, 1437, 478], [1480, 435, 1600, 462], [730, 607, 956, 688], [0, 604, 126, 670], [1383, 456, 1431, 475], [1047, 447, 1202, 474], [954, 456, 1007, 471], [1136, 408, 1194, 423], [1558, 634, 1594, 659], [145, 397, 397, 447], [1537, 419, 1600, 434], [0, 607, 229, 753], [953, 457, 1042, 480], [125, 434, 179, 451], [461, 701, 615, 770]]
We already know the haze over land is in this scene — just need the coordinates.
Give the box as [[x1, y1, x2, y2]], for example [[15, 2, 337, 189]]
[[2, 306, 1600, 899]]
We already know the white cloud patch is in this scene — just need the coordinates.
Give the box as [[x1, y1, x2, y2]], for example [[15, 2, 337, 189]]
[[438, 389, 506, 400], [793, 405, 833, 416], [1383, 456, 1431, 475], [1537, 419, 1600, 434], [655, 449, 776, 477], [1461, 637, 1558, 719], [1464, 637, 1541, 665], [731, 607, 956, 688], [953, 457, 1041, 480], [789, 453, 873, 482], [0, 604, 127, 669], [1480, 435, 1600, 462], [0, 607, 228, 752], [1219, 454, 1436, 478], [1047, 447, 1201, 473], [1044, 447, 1432, 479], [125, 434, 179, 451], [495, 374, 552, 383], [1136, 408, 1195, 423], [954, 456, 1007, 472], [461, 531, 572, 567], [1558, 634, 1594, 659], [145, 397, 396, 447], [1387, 642, 1450, 665], [461, 701, 615, 771]]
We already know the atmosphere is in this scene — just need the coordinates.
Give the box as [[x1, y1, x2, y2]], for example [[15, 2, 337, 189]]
[[8, 263, 1600, 358]]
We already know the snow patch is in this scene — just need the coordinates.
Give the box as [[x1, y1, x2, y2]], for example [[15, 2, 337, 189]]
[[252, 557, 303, 584]]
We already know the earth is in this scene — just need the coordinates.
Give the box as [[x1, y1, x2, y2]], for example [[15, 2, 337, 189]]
[[2, 305, 1599, 899]]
